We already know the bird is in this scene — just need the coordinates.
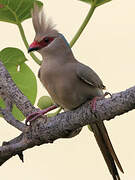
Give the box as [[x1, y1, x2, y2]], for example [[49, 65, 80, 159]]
[[27, 4, 124, 180]]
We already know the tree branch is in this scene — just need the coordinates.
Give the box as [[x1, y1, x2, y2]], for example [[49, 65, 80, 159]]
[[0, 108, 26, 132], [0, 61, 135, 166]]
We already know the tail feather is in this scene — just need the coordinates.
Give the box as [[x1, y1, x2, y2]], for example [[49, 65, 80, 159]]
[[97, 122, 124, 173], [90, 122, 123, 180]]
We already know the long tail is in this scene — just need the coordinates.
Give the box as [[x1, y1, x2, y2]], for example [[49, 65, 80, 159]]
[[90, 121, 124, 180]]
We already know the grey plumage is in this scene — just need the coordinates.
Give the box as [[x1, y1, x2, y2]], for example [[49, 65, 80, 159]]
[[29, 4, 124, 179]]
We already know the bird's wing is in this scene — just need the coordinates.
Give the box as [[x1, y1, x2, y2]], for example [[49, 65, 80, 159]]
[[76, 62, 106, 89]]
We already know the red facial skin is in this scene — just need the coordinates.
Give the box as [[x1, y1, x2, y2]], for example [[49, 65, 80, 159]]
[[29, 37, 54, 50]]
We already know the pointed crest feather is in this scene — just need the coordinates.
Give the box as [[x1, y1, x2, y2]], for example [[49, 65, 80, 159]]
[[32, 3, 57, 35]]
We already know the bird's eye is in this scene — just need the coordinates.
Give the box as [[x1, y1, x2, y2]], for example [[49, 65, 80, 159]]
[[40, 37, 54, 47], [44, 37, 50, 43]]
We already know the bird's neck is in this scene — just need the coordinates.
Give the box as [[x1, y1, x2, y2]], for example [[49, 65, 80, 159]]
[[42, 46, 75, 63]]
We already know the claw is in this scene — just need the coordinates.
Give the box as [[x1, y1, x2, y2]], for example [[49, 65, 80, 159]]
[[104, 91, 112, 98]]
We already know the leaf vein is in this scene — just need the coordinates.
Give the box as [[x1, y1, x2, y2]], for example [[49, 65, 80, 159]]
[[15, 0, 23, 13], [17, 3, 32, 20]]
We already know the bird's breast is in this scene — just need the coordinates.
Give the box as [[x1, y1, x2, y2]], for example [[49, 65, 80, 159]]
[[39, 61, 102, 110], [39, 61, 81, 109]]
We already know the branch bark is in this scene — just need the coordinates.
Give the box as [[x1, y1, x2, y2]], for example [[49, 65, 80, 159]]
[[0, 61, 135, 166]]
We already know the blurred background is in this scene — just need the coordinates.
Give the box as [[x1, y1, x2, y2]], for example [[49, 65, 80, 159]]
[[0, 0, 135, 179]]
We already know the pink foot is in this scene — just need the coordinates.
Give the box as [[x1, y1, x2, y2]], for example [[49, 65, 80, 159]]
[[90, 92, 112, 112], [25, 104, 58, 125], [90, 97, 97, 112]]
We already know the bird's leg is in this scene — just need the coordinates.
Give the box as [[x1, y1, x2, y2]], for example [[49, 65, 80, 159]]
[[90, 92, 112, 112], [25, 104, 58, 125]]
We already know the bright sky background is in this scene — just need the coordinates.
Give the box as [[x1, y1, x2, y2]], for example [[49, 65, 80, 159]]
[[0, 0, 135, 179]]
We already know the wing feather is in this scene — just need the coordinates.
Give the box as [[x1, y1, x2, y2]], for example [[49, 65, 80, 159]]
[[76, 63, 106, 89]]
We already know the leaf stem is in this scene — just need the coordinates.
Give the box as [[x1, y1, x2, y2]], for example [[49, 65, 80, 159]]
[[70, 2, 97, 47], [5, 4, 41, 65], [17, 23, 42, 65]]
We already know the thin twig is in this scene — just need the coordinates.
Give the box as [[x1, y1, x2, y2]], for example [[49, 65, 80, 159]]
[[0, 108, 26, 132]]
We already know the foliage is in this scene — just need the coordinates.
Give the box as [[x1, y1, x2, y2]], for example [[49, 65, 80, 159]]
[[0, 48, 37, 120], [37, 96, 54, 110], [0, 0, 42, 24], [0, 0, 43, 120], [80, 0, 112, 7]]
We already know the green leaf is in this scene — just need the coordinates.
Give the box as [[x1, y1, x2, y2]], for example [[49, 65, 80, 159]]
[[47, 111, 59, 118], [96, 0, 112, 7], [0, 47, 27, 66], [37, 96, 54, 110], [80, 0, 93, 4], [0, 0, 43, 24], [80, 0, 112, 7], [0, 48, 37, 121], [47, 107, 62, 118]]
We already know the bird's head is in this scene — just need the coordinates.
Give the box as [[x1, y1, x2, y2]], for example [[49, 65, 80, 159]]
[[28, 3, 73, 59], [28, 3, 60, 55]]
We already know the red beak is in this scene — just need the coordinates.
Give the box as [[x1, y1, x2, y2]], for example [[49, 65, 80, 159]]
[[28, 41, 40, 53]]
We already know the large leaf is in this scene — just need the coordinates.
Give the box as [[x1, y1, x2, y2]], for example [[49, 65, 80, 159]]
[[80, 0, 112, 7], [0, 48, 37, 121], [0, 0, 43, 24], [0, 47, 27, 65]]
